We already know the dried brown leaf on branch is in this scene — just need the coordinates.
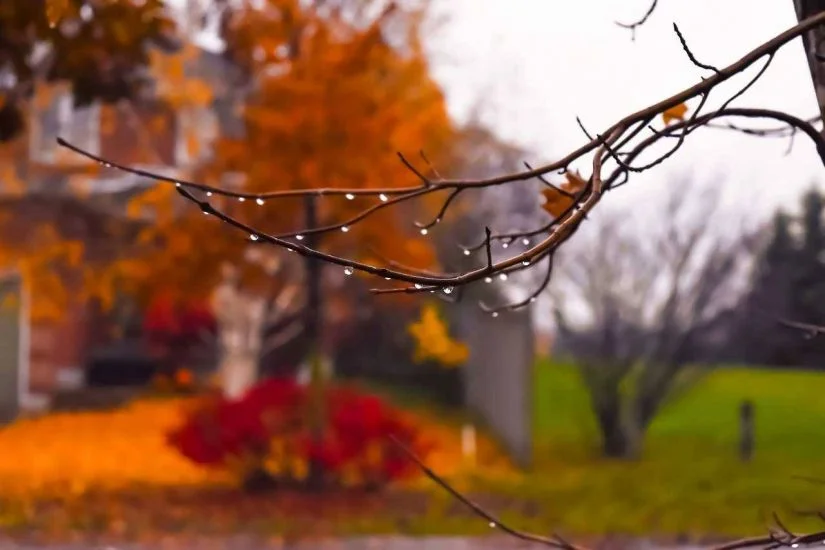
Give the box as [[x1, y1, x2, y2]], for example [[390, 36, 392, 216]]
[[541, 171, 587, 218]]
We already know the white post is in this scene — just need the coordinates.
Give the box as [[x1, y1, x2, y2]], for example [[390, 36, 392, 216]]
[[461, 423, 477, 466]]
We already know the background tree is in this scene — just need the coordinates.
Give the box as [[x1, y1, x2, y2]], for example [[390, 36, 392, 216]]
[[89, 0, 453, 397], [727, 209, 799, 365], [0, 0, 179, 141], [551, 182, 755, 458], [729, 186, 825, 368]]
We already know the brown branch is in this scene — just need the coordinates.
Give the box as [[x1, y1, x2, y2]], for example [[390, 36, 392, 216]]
[[616, 0, 658, 40], [390, 435, 585, 550], [56, 13, 825, 305], [778, 318, 825, 338]]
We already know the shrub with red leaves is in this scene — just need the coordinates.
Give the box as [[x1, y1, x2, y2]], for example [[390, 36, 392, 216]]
[[144, 294, 216, 348], [143, 293, 216, 380], [167, 377, 429, 490]]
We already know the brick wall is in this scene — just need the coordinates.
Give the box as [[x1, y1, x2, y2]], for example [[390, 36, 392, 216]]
[[28, 301, 90, 394]]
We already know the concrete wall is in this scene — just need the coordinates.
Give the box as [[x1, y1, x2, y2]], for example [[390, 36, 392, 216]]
[[0, 274, 21, 423], [457, 303, 535, 468]]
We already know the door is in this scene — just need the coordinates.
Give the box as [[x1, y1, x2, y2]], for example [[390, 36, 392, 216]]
[[0, 274, 21, 424]]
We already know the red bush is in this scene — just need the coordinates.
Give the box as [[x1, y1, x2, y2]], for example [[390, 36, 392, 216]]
[[167, 378, 429, 490], [143, 294, 216, 349]]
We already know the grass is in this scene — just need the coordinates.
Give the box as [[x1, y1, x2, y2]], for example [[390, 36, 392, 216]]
[[520, 360, 825, 537], [3, 366, 825, 541]]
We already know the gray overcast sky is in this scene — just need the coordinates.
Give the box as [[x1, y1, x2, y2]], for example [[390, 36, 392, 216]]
[[177, 0, 823, 220], [425, 0, 823, 220]]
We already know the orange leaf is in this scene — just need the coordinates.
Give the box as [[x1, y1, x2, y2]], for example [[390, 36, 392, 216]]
[[45, 0, 70, 28], [540, 170, 587, 218], [662, 102, 688, 125]]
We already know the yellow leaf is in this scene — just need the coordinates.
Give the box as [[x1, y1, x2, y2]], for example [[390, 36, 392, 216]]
[[407, 302, 468, 367], [662, 102, 688, 125], [45, 0, 70, 28]]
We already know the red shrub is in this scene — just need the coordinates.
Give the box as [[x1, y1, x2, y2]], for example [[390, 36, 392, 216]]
[[166, 377, 429, 490], [144, 294, 216, 350]]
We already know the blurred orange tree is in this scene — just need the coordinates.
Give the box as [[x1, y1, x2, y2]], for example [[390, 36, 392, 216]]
[[99, 0, 454, 309], [0, 1, 456, 331], [1, 0, 178, 141]]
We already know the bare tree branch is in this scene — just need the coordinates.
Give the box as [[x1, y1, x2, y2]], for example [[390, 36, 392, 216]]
[[55, 10, 825, 311], [615, 0, 659, 40]]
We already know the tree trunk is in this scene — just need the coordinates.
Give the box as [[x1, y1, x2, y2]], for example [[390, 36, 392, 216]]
[[220, 352, 258, 400], [211, 265, 267, 399], [594, 396, 641, 459], [598, 414, 641, 458]]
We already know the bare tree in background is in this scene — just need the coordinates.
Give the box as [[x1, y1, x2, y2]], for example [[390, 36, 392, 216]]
[[552, 182, 754, 458]]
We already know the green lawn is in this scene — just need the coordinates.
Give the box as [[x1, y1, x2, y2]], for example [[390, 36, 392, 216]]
[[507, 360, 825, 537]]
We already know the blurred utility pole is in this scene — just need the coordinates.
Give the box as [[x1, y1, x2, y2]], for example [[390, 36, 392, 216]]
[[303, 195, 326, 488], [794, 0, 825, 133]]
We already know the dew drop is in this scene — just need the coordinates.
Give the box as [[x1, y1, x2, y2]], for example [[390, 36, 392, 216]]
[[502, 242, 509, 249], [296, 235, 304, 241], [385, 277, 391, 280], [489, 522, 496, 528], [239, 197, 246, 202], [522, 238, 530, 246], [344, 267, 354, 276], [414, 284, 423, 289], [522, 260, 531, 266], [206, 191, 213, 197], [491, 312, 499, 318], [420, 228, 428, 236], [443, 287, 453, 295], [175, 182, 181, 188], [379, 193, 388, 202], [529, 297, 537, 303], [499, 273, 508, 281], [484, 277, 493, 283], [341, 226, 349, 233], [249, 234, 259, 241], [463, 249, 471, 256], [256, 198, 265, 205], [345, 193, 355, 200]]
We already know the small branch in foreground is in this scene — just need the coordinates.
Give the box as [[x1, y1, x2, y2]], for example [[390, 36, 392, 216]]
[[391, 435, 825, 550], [56, 12, 825, 314]]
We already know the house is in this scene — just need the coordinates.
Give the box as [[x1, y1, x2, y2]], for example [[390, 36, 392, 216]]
[[0, 42, 243, 411]]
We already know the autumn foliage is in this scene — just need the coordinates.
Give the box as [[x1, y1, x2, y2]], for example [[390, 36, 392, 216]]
[[407, 302, 469, 368], [79, 0, 455, 313], [143, 292, 216, 353], [167, 377, 430, 491], [1, 0, 178, 141], [541, 170, 588, 219]]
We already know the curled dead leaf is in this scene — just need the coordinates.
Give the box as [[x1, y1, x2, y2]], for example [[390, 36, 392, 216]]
[[540, 170, 587, 218], [662, 102, 688, 125]]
